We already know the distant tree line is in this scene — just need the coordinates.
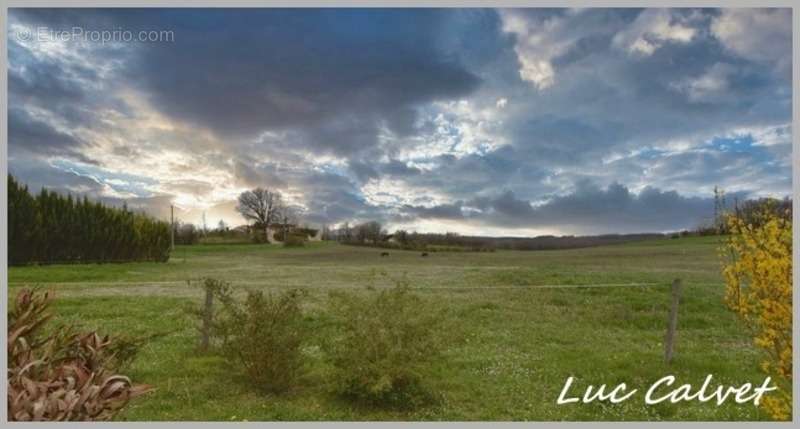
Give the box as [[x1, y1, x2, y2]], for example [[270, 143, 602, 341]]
[[393, 231, 496, 251], [485, 233, 664, 250], [171, 221, 320, 246], [730, 197, 792, 224], [696, 187, 792, 236], [332, 221, 387, 245], [394, 231, 665, 251], [324, 219, 675, 252], [8, 175, 171, 265], [173, 221, 202, 245], [324, 220, 670, 252], [323, 189, 793, 252]]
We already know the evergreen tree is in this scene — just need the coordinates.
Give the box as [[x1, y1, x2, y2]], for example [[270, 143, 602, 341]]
[[7, 175, 171, 265]]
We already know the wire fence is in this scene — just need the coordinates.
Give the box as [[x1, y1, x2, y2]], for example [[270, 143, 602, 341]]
[[7, 275, 728, 299], [7, 280, 715, 290]]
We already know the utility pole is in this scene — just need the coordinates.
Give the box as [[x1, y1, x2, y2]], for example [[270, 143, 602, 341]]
[[170, 204, 175, 251]]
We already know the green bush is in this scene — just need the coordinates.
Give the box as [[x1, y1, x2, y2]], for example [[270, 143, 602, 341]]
[[186, 278, 233, 352], [325, 284, 446, 408], [215, 287, 307, 394]]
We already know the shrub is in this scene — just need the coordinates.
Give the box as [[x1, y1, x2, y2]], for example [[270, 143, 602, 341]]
[[720, 206, 792, 420], [215, 287, 307, 394], [185, 278, 233, 352], [174, 222, 201, 245], [251, 231, 269, 244], [325, 283, 446, 408], [283, 233, 306, 248], [8, 289, 152, 421]]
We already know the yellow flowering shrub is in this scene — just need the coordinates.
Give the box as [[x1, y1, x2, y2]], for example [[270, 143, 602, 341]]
[[720, 207, 792, 420]]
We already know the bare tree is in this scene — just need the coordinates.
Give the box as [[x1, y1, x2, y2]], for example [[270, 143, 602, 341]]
[[364, 221, 385, 243], [394, 229, 409, 245], [339, 222, 352, 243], [236, 188, 282, 242], [353, 223, 368, 244], [276, 201, 300, 241]]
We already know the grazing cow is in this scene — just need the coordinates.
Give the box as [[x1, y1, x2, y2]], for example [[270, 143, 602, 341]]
[[380, 252, 390, 257], [421, 252, 429, 257]]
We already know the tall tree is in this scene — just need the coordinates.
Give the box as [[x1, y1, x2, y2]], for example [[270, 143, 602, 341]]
[[276, 201, 298, 242], [236, 188, 282, 242], [7, 175, 171, 265]]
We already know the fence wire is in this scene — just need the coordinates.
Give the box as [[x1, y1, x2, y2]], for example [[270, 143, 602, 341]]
[[7, 279, 726, 293], [7, 280, 674, 289]]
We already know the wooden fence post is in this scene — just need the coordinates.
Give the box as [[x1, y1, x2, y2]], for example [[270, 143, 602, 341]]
[[664, 278, 682, 364], [200, 287, 214, 352]]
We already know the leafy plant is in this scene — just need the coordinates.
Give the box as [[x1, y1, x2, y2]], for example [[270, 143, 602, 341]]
[[8, 289, 152, 421], [324, 283, 446, 408], [720, 205, 792, 420], [215, 287, 307, 394], [283, 233, 306, 248]]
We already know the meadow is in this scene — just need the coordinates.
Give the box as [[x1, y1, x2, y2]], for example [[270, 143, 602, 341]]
[[7, 236, 775, 421]]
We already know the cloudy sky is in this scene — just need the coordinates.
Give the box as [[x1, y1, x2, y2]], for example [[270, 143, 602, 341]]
[[8, 8, 793, 236]]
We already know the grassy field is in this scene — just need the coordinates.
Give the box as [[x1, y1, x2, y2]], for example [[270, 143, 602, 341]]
[[7, 236, 777, 421]]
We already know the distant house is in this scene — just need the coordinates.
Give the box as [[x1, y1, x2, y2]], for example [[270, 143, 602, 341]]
[[232, 225, 251, 234], [270, 223, 322, 242]]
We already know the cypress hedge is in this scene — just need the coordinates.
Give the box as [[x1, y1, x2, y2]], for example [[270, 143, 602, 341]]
[[8, 175, 171, 265]]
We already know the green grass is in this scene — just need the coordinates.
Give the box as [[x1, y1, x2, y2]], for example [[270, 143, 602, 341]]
[[8, 236, 779, 421]]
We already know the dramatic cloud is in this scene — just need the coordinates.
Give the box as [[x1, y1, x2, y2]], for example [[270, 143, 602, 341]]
[[398, 182, 723, 235], [499, 8, 626, 89], [8, 107, 90, 162], [124, 9, 481, 146], [670, 62, 735, 103], [711, 8, 793, 78], [612, 8, 698, 56], [8, 8, 793, 235]]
